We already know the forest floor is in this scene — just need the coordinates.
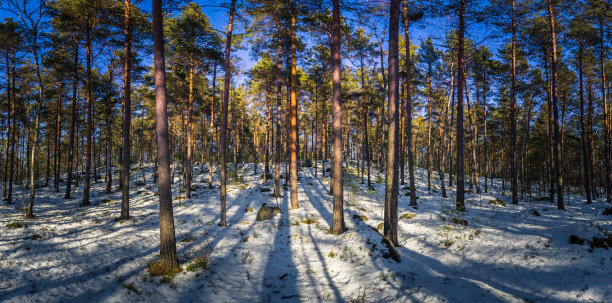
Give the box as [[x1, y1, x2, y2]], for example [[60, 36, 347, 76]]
[[1, 163, 611, 303]]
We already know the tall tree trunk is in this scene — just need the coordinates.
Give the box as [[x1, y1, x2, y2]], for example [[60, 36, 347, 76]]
[[186, 53, 194, 199], [463, 74, 480, 193], [483, 67, 488, 192], [401, 19, 417, 197], [65, 39, 79, 199], [220, 0, 236, 226], [153, 0, 178, 272], [81, 25, 93, 207], [599, 15, 611, 203], [544, 54, 555, 202], [427, 63, 433, 192], [208, 62, 217, 189], [547, 0, 564, 210], [290, 0, 299, 209], [274, 18, 282, 197], [264, 92, 271, 182], [54, 76, 63, 193], [26, 22, 44, 217], [578, 45, 592, 203], [3, 50, 11, 201], [510, 0, 518, 204], [330, 0, 345, 234], [359, 49, 372, 189], [121, 0, 133, 219], [456, 0, 466, 211], [106, 59, 114, 194], [587, 76, 597, 199], [384, 0, 400, 247]]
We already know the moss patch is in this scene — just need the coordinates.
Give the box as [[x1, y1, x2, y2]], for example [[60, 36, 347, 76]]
[[400, 213, 416, 220], [6, 222, 22, 229], [148, 260, 181, 277], [186, 256, 209, 272], [489, 199, 506, 207], [352, 214, 368, 222]]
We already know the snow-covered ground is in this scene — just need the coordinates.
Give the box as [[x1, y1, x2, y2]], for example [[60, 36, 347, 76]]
[[1, 163, 611, 302]]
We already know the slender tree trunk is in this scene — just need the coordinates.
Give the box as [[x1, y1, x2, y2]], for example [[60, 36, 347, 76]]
[[402, 0, 417, 206], [330, 0, 344, 234], [153, 0, 178, 272], [65, 39, 79, 199], [510, 0, 518, 204], [290, 1, 299, 209], [3, 50, 11, 201], [121, 0, 133, 219], [220, 0, 236, 226], [54, 76, 63, 193], [578, 46, 592, 203], [106, 60, 114, 194], [599, 15, 611, 203], [483, 68, 488, 192], [81, 25, 93, 207], [547, 0, 564, 210], [456, 0, 466, 211], [26, 25, 44, 217], [274, 18, 282, 197], [463, 74, 480, 193], [208, 62, 217, 188], [544, 54, 555, 202], [384, 0, 400, 246]]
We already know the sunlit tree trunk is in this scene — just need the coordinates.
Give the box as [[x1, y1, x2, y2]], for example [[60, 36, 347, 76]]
[[456, 0, 466, 211], [219, 0, 236, 226], [153, 0, 178, 272], [330, 0, 344, 234], [121, 0, 133, 219], [65, 39, 79, 199], [547, 0, 564, 210], [384, 0, 400, 246]]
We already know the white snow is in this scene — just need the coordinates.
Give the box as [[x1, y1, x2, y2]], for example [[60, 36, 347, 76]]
[[1, 163, 611, 302]]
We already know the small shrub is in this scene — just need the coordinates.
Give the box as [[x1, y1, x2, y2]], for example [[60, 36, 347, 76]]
[[186, 256, 209, 272], [6, 222, 22, 229], [122, 283, 139, 294], [245, 207, 254, 213], [352, 214, 368, 222], [328, 250, 336, 258], [400, 213, 416, 220], [569, 235, 585, 245], [489, 199, 506, 207], [588, 237, 612, 250], [180, 234, 195, 243], [377, 222, 384, 231], [602, 207, 612, 216], [301, 216, 319, 224], [148, 260, 181, 276]]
